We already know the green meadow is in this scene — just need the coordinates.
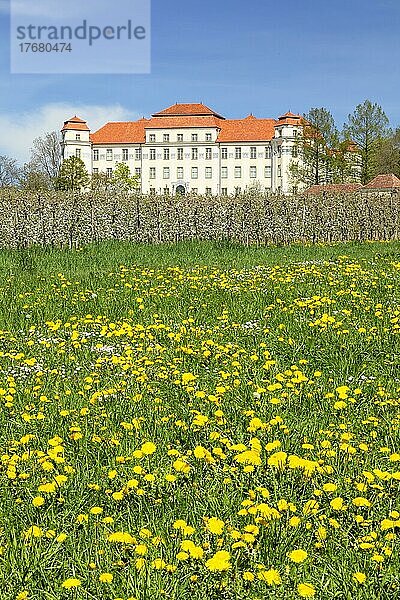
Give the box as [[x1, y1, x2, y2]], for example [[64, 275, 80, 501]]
[[0, 240, 399, 600]]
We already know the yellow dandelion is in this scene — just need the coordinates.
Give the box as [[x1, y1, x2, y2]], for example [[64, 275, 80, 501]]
[[61, 578, 81, 589], [298, 583, 316, 597], [32, 496, 45, 507], [257, 569, 282, 585], [141, 442, 156, 455], [107, 531, 135, 544], [206, 517, 225, 535], [289, 549, 308, 563], [353, 572, 367, 584], [205, 550, 231, 572]]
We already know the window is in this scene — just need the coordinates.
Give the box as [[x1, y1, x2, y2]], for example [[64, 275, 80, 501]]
[[177, 166, 184, 179], [135, 148, 141, 160], [265, 146, 271, 159], [278, 165, 282, 177], [234, 166, 242, 178], [122, 148, 128, 161], [93, 149, 99, 161], [235, 186, 241, 195], [163, 187, 170, 195], [163, 133, 170, 142], [150, 148, 156, 160], [75, 148, 81, 158], [92, 168, 99, 174], [277, 146, 282, 158], [177, 133, 183, 142], [221, 166, 228, 179], [250, 146, 257, 159], [292, 145, 298, 157], [205, 147, 212, 160], [205, 167, 212, 179], [221, 187, 228, 196], [135, 167, 141, 176], [177, 147, 183, 160], [106, 149, 113, 161], [221, 147, 228, 159], [191, 133, 198, 141], [163, 167, 170, 179], [106, 168, 113, 178], [206, 133, 212, 141], [76, 134, 81, 140], [191, 167, 198, 179], [192, 148, 198, 160], [264, 165, 271, 178], [150, 187, 156, 194], [205, 187, 212, 195], [149, 167, 156, 179], [250, 166, 257, 178], [235, 147, 242, 159], [149, 134, 156, 142], [164, 148, 170, 160]]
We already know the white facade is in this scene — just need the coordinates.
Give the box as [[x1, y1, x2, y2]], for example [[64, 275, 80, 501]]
[[61, 105, 304, 194]]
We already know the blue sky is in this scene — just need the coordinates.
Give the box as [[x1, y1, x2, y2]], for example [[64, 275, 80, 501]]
[[0, 0, 399, 162]]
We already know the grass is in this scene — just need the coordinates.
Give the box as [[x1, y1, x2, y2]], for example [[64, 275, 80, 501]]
[[0, 240, 399, 600]]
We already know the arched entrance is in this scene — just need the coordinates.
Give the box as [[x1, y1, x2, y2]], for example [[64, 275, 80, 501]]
[[175, 185, 185, 195]]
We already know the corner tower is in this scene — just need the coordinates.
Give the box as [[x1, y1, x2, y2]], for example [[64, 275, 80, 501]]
[[61, 116, 92, 174]]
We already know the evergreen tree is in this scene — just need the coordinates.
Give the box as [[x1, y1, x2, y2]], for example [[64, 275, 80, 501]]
[[343, 100, 390, 184], [373, 128, 400, 178], [290, 108, 338, 187]]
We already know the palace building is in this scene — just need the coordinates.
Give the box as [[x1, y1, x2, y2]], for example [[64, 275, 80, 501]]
[[61, 103, 304, 194]]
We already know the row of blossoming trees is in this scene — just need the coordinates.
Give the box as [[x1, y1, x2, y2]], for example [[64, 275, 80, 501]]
[[0, 189, 399, 248]]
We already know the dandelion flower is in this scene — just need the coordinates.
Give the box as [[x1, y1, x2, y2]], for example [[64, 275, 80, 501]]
[[206, 550, 231, 571], [289, 549, 308, 563], [353, 572, 367, 584], [298, 583, 316, 597], [141, 442, 156, 455], [206, 517, 224, 535], [61, 578, 81, 589], [32, 496, 45, 507], [108, 531, 135, 544], [257, 569, 282, 585]]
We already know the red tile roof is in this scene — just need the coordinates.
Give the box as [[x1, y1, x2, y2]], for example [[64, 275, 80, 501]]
[[304, 183, 363, 195], [90, 107, 301, 144], [276, 112, 303, 126], [217, 116, 276, 142], [363, 173, 400, 189], [152, 103, 225, 119], [146, 116, 224, 129], [91, 120, 148, 144], [62, 116, 90, 131]]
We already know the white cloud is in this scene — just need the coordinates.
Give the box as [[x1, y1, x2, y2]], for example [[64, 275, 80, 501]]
[[0, 102, 141, 163]]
